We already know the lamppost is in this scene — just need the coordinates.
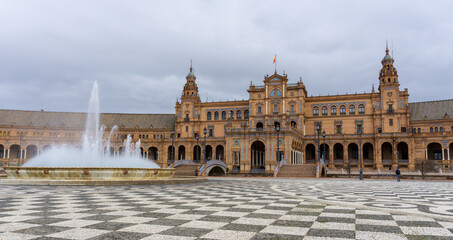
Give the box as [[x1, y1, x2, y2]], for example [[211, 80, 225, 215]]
[[359, 127, 363, 180], [322, 130, 326, 165], [316, 125, 321, 165], [195, 133, 199, 163], [171, 130, 175, 163], [203, 127, 207, 163], [276, 124, 280, 163], [18, 133, 23, 166]]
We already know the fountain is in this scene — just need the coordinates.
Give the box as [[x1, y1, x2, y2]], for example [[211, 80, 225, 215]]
[[2, 81, 187, 185]]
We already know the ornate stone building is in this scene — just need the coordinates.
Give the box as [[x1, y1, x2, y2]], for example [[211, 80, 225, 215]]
[[1, 46, 452, 175]]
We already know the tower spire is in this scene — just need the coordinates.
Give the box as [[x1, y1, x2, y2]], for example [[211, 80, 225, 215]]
[[385, 41, 389, 55], [190, 59, 193, 73]]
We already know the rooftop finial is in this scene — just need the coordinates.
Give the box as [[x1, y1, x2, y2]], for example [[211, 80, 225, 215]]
[[385, 40, 389, 55], [190, 59, 193, 72]]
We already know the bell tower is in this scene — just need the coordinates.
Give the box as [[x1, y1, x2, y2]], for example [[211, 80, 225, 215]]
[[378, 44, 399, 90], [181, 62, 200, 102]]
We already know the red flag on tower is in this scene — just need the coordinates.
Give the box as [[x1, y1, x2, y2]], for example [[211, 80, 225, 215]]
[[273, 55, 276, 64]]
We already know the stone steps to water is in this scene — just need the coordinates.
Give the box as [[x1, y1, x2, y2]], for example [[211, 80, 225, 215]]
[[174, 164, 203, 177], [277, 164, 317, 178]]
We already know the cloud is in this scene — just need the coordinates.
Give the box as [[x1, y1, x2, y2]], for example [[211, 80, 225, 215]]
[[0, 0, 452, 113]]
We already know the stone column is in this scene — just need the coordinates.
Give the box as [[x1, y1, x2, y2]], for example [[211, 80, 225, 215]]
[[442, 149, 445, 160]]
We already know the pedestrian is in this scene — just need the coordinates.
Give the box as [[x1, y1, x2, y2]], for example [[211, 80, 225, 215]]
[[195, 169, 198, 177], [395, 168, 401, 182]]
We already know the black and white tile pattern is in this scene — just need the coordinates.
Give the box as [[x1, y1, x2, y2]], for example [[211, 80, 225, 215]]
[[0, 178, 452, 239]]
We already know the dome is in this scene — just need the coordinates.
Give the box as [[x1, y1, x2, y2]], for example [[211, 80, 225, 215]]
[[383, 54, 392, 61]]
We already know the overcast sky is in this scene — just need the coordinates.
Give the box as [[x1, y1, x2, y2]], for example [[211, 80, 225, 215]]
[[1, 0, 452, 114]]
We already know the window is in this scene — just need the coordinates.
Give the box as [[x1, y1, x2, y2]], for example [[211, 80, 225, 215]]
[[229, 110, 234, 118], [331, 106, 337, 115], [270, 89, 282, 97], [435, 127, 438, 132], [356, 124, 363, 133], [389, 119, 393, 126], [401, 127, 406, 132], [335, 121, 342, 134], [237, 110, 242, 119], [440, 127, 444, 132], [221, 111, 227, 120], [434, 152, 442, 160], [349, 105, 355, 114], [388, 104, 394, 113], [257, 106, 262, 113], [186, 126, 188, 132], [207, 112, 212, 120], [315, 121, 322, 134], [430, 127, 433, 132], [418, 128, 421, 133], [244, 110, 249, 118], [340, 105, 346, 115], [377, 128, 382, 133], [273, 104, 278, 114], [313, 107, 319, 116], [358, 104, 365, 114], [209, 129, 213, 137], [322, 106, 327, 116], [290, 105, 295, 112]]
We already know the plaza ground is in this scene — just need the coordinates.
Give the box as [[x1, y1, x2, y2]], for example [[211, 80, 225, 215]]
[[1, 178, 453, 239]]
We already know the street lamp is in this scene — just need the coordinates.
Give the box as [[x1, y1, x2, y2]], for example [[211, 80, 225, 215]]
[[203, 127, 207, 163], [359, 127, 363, 180], [195, 133, 199, 163], [316, 125, 321, 165], [276, 124, 280, 163], [171, 130, 175, 163], [322, 130, 326, 165]]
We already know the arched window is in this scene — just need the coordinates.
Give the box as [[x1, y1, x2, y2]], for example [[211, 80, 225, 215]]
[[322, 106, 328, 116], [313, 107, 319, 116], [214, 111, 219, 120], [331, 106, 337, 115], [358, 104, 365, 114], [229, 110, 234, 118], [430, 127, 433, 132], [237, 110, 242, 119], [340, 105, 346, 115], [440, 127, 444, 132], [349, 105, 356, 114], [273, 104, 278, 114], [435, 127, 438, 132], [417, 128, 421, 133], [221, 111, 227, 120], [207, 112, 212, 120], [244, 110, 249, 118], [270, 89, 282, 97]]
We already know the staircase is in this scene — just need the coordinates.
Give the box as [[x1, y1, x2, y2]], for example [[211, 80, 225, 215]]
[[174, 164, 203, 178], [277, 164, 317, 178]]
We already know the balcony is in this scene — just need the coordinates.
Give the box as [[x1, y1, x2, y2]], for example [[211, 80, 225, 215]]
[[184, 117, 190, 122], [387, 108, 395, 114]]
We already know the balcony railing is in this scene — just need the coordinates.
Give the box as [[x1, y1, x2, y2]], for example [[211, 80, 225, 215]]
[[387, 108, 395, 114]]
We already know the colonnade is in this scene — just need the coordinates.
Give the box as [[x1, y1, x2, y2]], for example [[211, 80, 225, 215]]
[[290, 149, 303, 164]]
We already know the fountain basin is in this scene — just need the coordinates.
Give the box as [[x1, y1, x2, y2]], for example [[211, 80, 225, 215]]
[[1, 167, 209, 186], [4, 167, 175, 180]]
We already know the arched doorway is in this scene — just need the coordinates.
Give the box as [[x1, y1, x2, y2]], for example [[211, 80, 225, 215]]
[[362, 143, 374, 166], [381, 142, 393, 167], [148, 147, 158, 160], [0, 144, 4, 159], [167, 146, 175, 162], [43, 145, 52, 152], [215, 145, 224, 160], [427, 143, 442, 160], [178, 145, 186, 160], [348, 143, 358, 166], [319, 143, 329, 161], [251, 141, 265, 171], [256, 122, 264, 131], [397, 142, 409, 164], [205, 145, 213, 161], [305, 144, 316, 164], [291, 121, 297, 128], [193, 145, 201, 162], [26, 145, 38, 159], [333, 143, 344, 166], [10, 144, 21, 159]]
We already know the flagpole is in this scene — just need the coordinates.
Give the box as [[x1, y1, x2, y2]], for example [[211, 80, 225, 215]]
[[274, 54, 277, 73]]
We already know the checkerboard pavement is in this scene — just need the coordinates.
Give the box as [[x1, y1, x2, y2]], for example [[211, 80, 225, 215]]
[[0, 178, 453, 239]]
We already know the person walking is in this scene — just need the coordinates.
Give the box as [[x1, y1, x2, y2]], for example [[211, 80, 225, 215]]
[[396, 168, 401, 182]]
